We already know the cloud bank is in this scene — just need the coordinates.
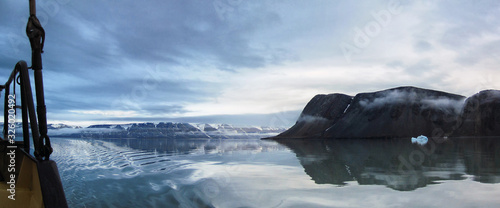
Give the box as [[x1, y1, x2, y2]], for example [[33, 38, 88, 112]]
[[0, 0, 498, 126]]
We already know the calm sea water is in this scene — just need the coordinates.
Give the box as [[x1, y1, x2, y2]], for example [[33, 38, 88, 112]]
[[49, 137, 500, 208]]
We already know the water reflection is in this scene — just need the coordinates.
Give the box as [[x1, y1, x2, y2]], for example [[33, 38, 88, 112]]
[[96, 138, 284, 154], [276, 137, 500, 191], [50, 137, 500, 207], [50, 138, 289, 207]]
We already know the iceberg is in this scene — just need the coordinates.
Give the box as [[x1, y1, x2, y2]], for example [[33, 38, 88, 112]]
[[411, 135, 428, 145]]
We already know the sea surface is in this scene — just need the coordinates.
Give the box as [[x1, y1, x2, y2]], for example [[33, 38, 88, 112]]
[[49, 137, 500, 208]]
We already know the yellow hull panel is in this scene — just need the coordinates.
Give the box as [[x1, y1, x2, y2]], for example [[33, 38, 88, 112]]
[[1, 149, 44, 208]]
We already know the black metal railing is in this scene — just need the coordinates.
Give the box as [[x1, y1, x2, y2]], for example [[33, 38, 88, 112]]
[[0, 60, 52, 161]]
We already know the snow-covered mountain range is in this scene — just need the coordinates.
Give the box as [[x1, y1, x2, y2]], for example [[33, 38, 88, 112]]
[[36, 122, 285, 139]]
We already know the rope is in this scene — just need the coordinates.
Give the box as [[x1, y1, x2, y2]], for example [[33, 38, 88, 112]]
[[26, 15, 45, 53]]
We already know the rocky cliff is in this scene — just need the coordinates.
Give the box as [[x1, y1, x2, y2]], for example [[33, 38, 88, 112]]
[[276, 93, 352, 138], [272, 86, 500, 139], [454, 90, 500, 137]]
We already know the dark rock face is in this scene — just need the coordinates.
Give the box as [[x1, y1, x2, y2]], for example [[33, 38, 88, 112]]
[[454, 90, 500, 137], [87, 124, 113, 129], [272, 86, 500, 139], [203, 124, 217, 132], [274, 93, 352, 138], [326, 87, 465, 138]]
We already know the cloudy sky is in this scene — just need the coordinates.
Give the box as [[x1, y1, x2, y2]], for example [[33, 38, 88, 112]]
[[1, 0, 499, 127]]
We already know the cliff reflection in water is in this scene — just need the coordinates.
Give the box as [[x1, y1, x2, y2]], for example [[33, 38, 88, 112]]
[[276, 137, 500, 191]]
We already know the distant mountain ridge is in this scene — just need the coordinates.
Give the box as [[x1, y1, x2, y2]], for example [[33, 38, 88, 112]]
[[270, 86, 500, 139], [40, 122, 285, 139]]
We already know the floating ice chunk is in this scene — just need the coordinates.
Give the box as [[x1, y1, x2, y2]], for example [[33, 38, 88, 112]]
[[411, 135, 428, 145]]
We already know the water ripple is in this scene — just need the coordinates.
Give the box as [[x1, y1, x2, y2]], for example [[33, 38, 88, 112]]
[[48, 137, 290, 207]]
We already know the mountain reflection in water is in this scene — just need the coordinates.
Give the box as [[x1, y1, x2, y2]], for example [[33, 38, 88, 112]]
[[276, 137, 500, 191], [50, 137, 500, 207]]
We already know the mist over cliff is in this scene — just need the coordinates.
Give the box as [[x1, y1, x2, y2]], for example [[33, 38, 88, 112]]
[[271, 86, 500, 139]]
